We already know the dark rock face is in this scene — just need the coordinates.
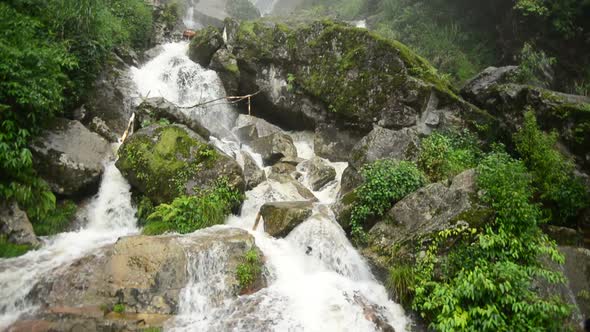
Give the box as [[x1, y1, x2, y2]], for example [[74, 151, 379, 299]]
[[250, 132, 298, 166], [313, 124, 363, 162], [135, 97, 211, 139], [22, 228, 264, 331], [361, 170, 491, 276], [338, 166, 363, 198], [260, 201, 314, 237], [84, 56, 137, 137], [211, 19, 488, 137], [0, 202, 39, 247], [349, 126, 420, 170], [30, 118, 111, 196], [116, 124, 244, 204], [188, 26, 224, 67], [461, 67, 590, 172]]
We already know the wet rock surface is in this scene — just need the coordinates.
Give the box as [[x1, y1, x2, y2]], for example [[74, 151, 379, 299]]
[[260, 201, 314, 237], [30, 118, 111, 196], [0, 202, 39, 247], [250, 132, 298, 166]]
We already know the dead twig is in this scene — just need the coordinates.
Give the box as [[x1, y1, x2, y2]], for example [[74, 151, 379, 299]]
[[175, 90, 262, 110]]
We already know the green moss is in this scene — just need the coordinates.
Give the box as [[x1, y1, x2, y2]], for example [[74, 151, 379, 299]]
[[0, 235, 32, 258], [117, 125, 218, 204], [113, 303, 125, 313]]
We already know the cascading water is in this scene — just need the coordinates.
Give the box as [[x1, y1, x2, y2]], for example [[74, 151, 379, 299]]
[[131, 42, 410, 331], [0, 153, 138, 329]]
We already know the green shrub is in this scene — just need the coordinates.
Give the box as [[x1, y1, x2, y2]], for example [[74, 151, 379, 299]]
[[236, 249, 262, 292], [31, 200, 77, 236], [143, 178, 243, 235], [0, 235, 33, 258], [350, 160, 426, 243], [113, 303, 125, 313], [514, 111, 588, 224], [418, 130, 481, 182], [412, 151, 570, 331], [387, 264, 415, 305], [513, 42, 556, 88]]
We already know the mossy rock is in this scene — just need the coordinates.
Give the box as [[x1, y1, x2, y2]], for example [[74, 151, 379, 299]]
[[219, 19, 487, 135], [116, 124, 244, 204], [188, 26, 224, 67]]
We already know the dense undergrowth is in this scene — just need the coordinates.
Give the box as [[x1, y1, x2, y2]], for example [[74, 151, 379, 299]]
[[142, 178, 243, 235], [0, 0, 154, 241], [376, 114, 588, 330]]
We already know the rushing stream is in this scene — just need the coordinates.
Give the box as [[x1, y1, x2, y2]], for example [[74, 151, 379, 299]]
[[0, 39, 409, 331], [132, 42, 410, 331]]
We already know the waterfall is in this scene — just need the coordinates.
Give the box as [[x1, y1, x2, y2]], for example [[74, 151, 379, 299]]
[[0, 156, 138, 329], [129, 42, 410, 331]]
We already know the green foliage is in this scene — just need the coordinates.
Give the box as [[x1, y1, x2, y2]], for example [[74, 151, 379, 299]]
[[0, 0, 153, 226], [113, 303, 125, 313], [236, 249, 262, 292], [0, 235, 33, 258], [143, 178, 243, 235], [226, 0, 261, 20], [286, 73, 296, 92], [161, 1, 182, 29], [350, 160, 426, 243], [418, 130, 481, 182], [31, 200, 78, 236], [387, 264, 415, 305], [136, 196, 155, 227], [513, 43, 556, 88], [412, 151, 570, 331], [514, 111, 589, 225]]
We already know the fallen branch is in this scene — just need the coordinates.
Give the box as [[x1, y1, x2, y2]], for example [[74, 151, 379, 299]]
[[120, 113, 135, 144], [176, 90, 262, 113]]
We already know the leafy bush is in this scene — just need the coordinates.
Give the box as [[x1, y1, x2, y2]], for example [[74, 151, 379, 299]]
[[236, 249, 262, 292], [143, 178, 243, 235], [513, 42, 556, 88], [387, 263, 415, 305], [31, 200, 78, 236], [0, 235, 33, 258], [418, 130, 481, 182], [514, 111, 588, 225], [412, 151, 570, 331], [113, 303, 125, 313], [350, 160, 426, 243]]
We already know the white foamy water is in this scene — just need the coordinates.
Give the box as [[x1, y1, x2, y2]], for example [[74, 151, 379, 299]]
[[130, 43, 410, 331], [0, 156, 138, 329]]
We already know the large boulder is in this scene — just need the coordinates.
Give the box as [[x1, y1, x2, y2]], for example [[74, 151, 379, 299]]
[[250, 132, 298, 165], [301, 157, 336, 191], [461, 67, 590, 172], [116, 124, 244, 204], [267, 173, 317, 202], [0, 202, 39, 247], [260, 201, 314, 237], [313, 124, 363, 162], [22, 227, 265, 331], [30, 118, 111, 196], [233, 114, 282, 143], [135, 97, 211, 139], [349, 126, 420, 170], [188, 26, 224, 67], [210, 48, 241, 96], [362, 170, 492, 277], [212, 19, 490, 137]]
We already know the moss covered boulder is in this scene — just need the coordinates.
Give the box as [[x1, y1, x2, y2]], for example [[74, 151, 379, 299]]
[[116, 124, 244, 204], [188, 26, 224, 67], [462, 67, 590, 173], [260, 201, 314, 237], [211, 19, 489, 139]]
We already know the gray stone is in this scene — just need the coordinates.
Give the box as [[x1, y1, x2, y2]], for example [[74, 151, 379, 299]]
[[338, 166, 363, 198], [233, 114, 282, 143], [349, 126, 420, 170], [0, 202, 39, 247], [135, 97, 211, 139], [241, 151, 266, 190], [302, 157, 336, 191], [188, 26, 224, 67], [267, 173, 318, 202], [260, 201, 314, 237], [313, 125, 362, 162], [250, 132, 298, 165], [30, 118, 111, 196]]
